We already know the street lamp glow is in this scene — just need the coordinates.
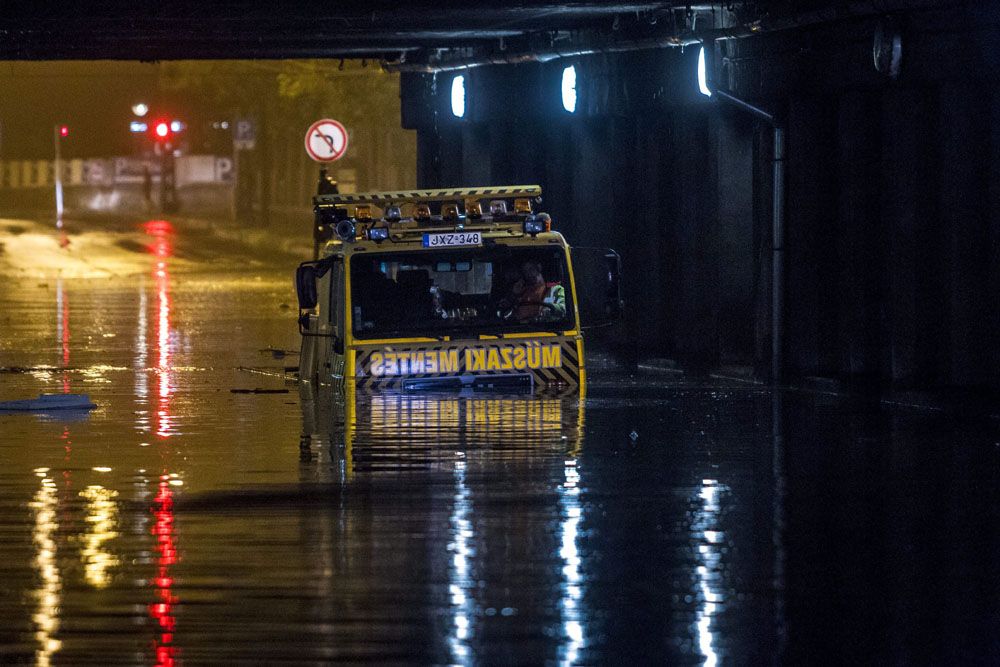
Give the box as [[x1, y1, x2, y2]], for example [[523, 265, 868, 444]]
[[698, 47, 712, 97], [132, 103, 149, 117], [561, 65, 577, 113], [451, 75, 466, 118]]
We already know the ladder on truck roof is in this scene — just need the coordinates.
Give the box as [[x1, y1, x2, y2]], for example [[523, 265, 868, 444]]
[[314, 185, 542, 208]]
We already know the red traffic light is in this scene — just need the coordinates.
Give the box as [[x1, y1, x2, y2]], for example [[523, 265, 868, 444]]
[[154, 122, 170, 138], [59, 125, 69, 137]]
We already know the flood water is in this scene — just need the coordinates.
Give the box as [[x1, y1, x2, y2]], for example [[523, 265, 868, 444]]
[[1, 218, 999, 664]]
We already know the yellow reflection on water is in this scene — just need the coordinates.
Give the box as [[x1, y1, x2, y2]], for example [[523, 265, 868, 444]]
[[29, 473, 62, 667], [135, 283, 150, 432], [359, 393, 581, 455], [79, 485, 120, 588]]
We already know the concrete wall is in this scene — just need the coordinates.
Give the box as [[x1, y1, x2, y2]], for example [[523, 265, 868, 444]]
[[401, 6, 1000, 391]]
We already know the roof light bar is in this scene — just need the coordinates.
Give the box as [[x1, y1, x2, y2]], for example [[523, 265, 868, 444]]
[[314, 185, 541, 207], [384, 204, 402, 221], [465, 199, 483, 218], [414, 204, 432, 221]]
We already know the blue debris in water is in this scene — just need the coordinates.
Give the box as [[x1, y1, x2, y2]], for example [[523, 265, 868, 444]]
[[0, 393, 96, 412]]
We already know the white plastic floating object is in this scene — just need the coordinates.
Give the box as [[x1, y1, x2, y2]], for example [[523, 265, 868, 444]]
[[0, 393, 96, 411]]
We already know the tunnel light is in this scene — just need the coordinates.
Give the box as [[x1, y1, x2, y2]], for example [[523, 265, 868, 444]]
[[561, 65, 577, 113], [451, 75, 466, 118], [698, 46, 712, 97]]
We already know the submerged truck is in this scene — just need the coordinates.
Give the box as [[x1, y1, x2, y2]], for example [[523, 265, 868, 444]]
[[295, 185, 621, 393]]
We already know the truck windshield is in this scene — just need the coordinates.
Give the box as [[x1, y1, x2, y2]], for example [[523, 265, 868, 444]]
[[350, 245, 575, 339]]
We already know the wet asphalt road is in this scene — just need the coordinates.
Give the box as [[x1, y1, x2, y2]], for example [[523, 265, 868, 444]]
[[1, 217, 999, 665]]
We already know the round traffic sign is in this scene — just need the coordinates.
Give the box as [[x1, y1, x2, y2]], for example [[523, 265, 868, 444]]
[[304, 119, 348, 162]]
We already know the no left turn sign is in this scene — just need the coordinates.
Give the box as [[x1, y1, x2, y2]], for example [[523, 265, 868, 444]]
[[305, 119, 348, 162]]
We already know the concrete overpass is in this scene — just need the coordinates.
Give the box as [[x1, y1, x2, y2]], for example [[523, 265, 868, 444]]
[[4, 0, 997, 391]]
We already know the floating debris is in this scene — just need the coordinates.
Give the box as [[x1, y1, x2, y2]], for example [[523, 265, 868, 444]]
[[230, 388, 290, 394], [0, 393, 96, 411], [238, 366, 298, 380], [258, 347, 299, 359]]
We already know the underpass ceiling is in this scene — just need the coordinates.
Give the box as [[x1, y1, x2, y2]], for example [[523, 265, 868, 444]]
[[0, 1, 974, 61]]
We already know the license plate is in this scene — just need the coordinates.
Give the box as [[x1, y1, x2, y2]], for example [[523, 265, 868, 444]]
[[422, 231, 482, 248]]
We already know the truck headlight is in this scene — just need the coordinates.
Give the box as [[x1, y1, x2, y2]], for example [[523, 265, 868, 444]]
[[335, 220, 356, 240]]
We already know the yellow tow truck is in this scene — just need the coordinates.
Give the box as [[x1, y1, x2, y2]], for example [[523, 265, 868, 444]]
[[295, 185, 621, 394]]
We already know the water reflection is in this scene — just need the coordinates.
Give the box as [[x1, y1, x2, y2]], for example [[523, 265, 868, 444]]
[[559, 458, 584, 665], [448, 457, 474, 664], [30, 470, 62, 667], [693, 479, 727, 667], [79, 485, 121, 588], [151, 474, 179, 666], [300, 388, 588, 662], [56, 277, 70, 393], [351, 392, 581, 468], [145, 220, 175, 439], [135, 282, 149, 427]]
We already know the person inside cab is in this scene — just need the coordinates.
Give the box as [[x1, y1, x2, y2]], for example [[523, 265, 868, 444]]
[[500, 260, 566, 322]]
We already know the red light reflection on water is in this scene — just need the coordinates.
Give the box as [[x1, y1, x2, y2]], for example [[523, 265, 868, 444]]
[[144, 219, 179, 663], [150, 476, 178, 666], [145, 220, 174, 260], [144, 221, 174, 439], [61, 293, 70, 370]]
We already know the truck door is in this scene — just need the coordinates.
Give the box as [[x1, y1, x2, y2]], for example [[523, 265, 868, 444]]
[[296, 256, 346, 386]]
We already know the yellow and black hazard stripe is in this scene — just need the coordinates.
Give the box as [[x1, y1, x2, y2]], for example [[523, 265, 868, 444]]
[[352, 338, 580, 392], [315, 185, 542, 208]]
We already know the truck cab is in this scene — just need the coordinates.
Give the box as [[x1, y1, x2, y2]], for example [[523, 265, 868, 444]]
[[295, 185, 620, 393]]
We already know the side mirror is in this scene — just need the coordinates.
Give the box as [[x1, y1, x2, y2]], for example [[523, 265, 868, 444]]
[[571, 247, 624, 328], [296, 262, 319, 310], [602, 249, 624, 320]]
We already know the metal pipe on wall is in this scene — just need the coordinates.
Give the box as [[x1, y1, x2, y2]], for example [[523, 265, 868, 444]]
[[771, 127, 786, 384], [709, 88, 785, 384]]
